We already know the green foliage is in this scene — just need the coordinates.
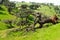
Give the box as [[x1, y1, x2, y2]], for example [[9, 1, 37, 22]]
[[0, 5, 16, 20], [28, 15, 34, 21], [29, 4, 39, 10], [0, 5, 9, 15], [37, 5, 56, 16], [20, 4, 28, 9], [27, 15, 34, 23], [0, 7, 5, 11]]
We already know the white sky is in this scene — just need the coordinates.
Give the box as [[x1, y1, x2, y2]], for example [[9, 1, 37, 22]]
[[9, 0, 60, 5]]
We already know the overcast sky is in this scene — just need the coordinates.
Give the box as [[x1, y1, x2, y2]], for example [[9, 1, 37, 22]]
[[9, 0, 60, 5]]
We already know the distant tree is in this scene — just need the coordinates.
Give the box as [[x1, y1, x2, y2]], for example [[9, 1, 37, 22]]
[[46, 3, 54, 9], [0, 0, 16, 14], [54, 6, 60, 13], [29, 4, 40, 10], [0, 0, 3, 4], [1, 0, 10, 5], [20, 4, 28, 9], [8, 2, 16, 14]]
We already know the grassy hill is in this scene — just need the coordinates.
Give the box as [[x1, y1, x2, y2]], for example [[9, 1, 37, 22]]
[[0, 23, 60, 40], [0, 5, 16, 30], [0, 5, 16, 20], [0, 2, 60, 40]]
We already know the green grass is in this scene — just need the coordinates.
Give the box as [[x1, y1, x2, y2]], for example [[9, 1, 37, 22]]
[[0, 14, 16, 20], [0, 23, 60, 40], [0, 5, 16, 20], [0, 22, 7, 30]]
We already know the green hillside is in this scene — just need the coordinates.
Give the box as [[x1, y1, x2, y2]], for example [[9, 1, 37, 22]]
[[0, 1, 60, 40], [0, 5, 16, 30], [0, 23, 60, 40]]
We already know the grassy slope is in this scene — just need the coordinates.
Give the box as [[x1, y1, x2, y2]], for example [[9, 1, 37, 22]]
[[0, 5, 16, 20], [0, 5, 16, 30], [0, 4, 60, 40], [0, 22, 7, 30], [0, 23, 60, 40]]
